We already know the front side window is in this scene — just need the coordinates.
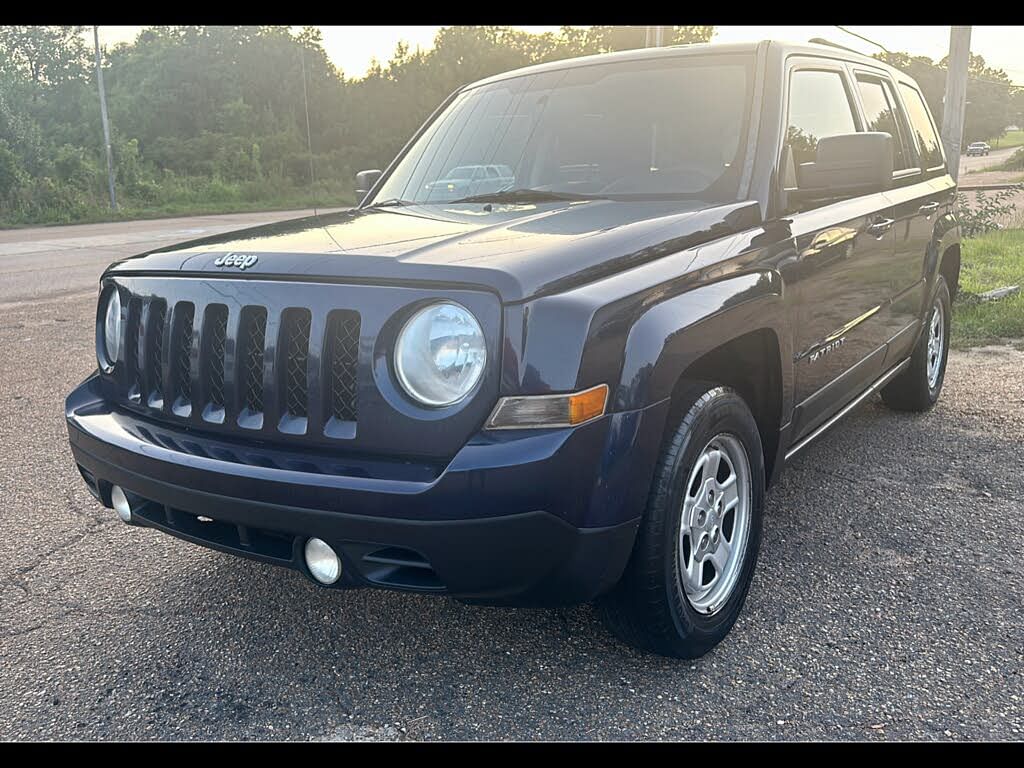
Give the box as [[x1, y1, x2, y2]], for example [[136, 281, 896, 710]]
[[371, 54, 755, 205], [856, 75, 912, 171], [898, 83, 944, 170], [786, 69, 858, 168]]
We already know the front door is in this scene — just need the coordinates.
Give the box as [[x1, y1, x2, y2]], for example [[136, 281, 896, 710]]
[[781, 63, 897, 443]]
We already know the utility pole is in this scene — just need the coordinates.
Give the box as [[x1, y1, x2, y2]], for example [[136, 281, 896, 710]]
[[93, 26, 117, 211], [940, 26, 972, 183], [645, 26, 665, 48]]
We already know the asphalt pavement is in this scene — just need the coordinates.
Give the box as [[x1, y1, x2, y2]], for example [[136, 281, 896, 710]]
[[1, 210, 1022, 740], [959, 145, 1019, 177]]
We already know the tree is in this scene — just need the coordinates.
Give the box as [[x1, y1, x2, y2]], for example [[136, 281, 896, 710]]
[[1011, 88, 1024, 129], [877, 50, 1014, 145], [0, 26, 90, 86], [940, 53, 1012, 145], [0, 24, 726, 225], [558, 26, 713, 56]]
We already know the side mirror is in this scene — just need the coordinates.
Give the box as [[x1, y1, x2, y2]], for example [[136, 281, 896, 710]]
[[791, 132, 893, 202], [355, 169, 382, 203]]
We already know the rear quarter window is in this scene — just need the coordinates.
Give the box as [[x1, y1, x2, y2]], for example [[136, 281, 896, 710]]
[[855, 75, 913, 171]]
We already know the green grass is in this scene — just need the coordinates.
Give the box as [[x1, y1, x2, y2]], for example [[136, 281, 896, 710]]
[[952, 229, 1024, 348], [0, 193, 355, 231], [0, 174, 356, 230], [989, 130, 1024, 150]]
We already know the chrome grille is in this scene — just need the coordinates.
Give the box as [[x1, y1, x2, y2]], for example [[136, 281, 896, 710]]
[[117, 295, 359, 441]]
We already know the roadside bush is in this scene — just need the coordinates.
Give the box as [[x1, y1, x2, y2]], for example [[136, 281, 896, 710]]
[[114, 138, 145, 193], [995, 147, 1024, 171], [11, 175, 101, 224], [53, 144, 97, 192], [0, 139, 25, 202], [956, 184, 1024, 237]]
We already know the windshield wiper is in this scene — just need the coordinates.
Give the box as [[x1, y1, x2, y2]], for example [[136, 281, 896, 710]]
[[448, 188, 605, 204], [365, 198, 412, 208]]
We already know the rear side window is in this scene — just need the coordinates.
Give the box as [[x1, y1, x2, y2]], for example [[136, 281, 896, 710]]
[[855, 76, 912, 171], [898, 83, 944, 169], [786, 69, 858, 167]]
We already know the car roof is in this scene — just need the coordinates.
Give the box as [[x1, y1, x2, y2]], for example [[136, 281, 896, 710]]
[[464, 39, 909, 91]]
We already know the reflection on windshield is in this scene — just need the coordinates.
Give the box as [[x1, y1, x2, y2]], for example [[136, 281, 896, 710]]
[[371, 54, 754, 206]]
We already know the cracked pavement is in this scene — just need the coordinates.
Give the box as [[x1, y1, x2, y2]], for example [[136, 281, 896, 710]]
[[1, 212, 1023, 740]]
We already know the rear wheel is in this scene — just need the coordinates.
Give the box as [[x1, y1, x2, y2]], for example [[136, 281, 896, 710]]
[[597, 384, 764, 658], [881, 276, 951, 412]]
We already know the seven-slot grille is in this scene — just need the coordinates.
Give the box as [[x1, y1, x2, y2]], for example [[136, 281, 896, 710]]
[[119, 296, 360, 438]]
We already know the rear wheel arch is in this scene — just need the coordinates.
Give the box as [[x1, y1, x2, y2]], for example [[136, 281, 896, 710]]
[[939, 242, 961, 303]]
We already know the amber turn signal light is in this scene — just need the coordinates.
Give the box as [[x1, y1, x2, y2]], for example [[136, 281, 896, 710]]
[[485, 384, 609, 429], [567, 384, 609, 425]]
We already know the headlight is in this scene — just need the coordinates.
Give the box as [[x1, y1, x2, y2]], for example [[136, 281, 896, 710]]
[[99, 287, 122, 369], [394, 302, 487, 407]]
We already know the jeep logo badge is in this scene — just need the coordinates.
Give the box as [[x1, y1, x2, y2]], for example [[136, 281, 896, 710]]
[[214, 253, 259, 270]]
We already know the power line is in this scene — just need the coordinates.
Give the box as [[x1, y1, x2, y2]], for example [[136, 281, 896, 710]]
[[832, 25, 1024, 90]]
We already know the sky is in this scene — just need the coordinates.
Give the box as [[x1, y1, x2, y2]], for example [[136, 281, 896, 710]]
[[91, 25, 1024, 85]]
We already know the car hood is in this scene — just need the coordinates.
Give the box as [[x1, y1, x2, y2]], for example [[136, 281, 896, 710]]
[[107, 198, 761, 303]]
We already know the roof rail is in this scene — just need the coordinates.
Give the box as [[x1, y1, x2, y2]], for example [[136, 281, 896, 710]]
[[808, 37, 869, 57]]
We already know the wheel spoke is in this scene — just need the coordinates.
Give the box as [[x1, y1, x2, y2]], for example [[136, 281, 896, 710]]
[[683, 548, 703, 592], [705, 449, 722, 485], [710, 535, 731, 573], [719, 474, 740, 510], [680, 493, 697, 529]]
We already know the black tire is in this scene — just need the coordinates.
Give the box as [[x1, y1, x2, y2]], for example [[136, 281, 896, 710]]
[[597, 383, 765, 658], [880, 276, 952, 412]]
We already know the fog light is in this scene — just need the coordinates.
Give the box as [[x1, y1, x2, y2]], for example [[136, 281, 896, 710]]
[[110, 485, 132, 523], [304, 538, 341, 585]]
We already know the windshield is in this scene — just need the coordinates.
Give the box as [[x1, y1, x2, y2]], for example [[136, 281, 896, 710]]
[[370, 53, 755, 206]]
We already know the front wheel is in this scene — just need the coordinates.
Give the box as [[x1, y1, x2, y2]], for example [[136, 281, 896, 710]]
[[881, 275, 951, 412], [597, 384, 764, 658]]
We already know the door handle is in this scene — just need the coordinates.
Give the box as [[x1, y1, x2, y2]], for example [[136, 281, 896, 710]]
[[867, 217, 894, 237], [918, 202, 940, 216]]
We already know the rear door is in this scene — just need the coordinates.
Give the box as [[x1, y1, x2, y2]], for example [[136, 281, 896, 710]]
[[893, 80, 958, 328], [851, 67, 949, 362], [781, 60, 898, 442]]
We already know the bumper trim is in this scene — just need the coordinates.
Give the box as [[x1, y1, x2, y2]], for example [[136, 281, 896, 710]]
[[71, 436, 639, 606]]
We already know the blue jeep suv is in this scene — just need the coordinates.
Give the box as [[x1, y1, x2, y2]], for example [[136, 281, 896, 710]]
[[66, 41, 960, 657]]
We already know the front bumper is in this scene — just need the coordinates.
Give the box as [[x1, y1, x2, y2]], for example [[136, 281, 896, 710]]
[[67, 375, 668, 606]]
